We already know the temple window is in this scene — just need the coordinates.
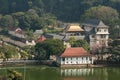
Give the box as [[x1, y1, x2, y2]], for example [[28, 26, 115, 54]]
[[104, 29, 107, 32], [62, 58, 65, 61], [92, 35, 95, 38]]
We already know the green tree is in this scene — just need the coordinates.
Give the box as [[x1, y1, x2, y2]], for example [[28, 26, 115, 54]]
[[8, 69, 22, 80], [25, 28, 34, 40], [45, 39, 64, 55], [0, 15, 15, 29], [0, 14, 2, 21], [20, 50, 29, 60], [12, 10, 43, 30], [34, 42, 48, 60], [81, 5, 119, 23], [110, 39, 120, 55], [0, 45, 19, 61], [35, 47, 47, 60], [35, 39, 65, 60], [107, 39, 120, 63], [72, 40, 90, 51], [69, 37, 76, 46], [40, 13, 57, 29]]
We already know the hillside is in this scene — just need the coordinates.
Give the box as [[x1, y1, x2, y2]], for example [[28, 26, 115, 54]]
[[0, 0, 120, 38]]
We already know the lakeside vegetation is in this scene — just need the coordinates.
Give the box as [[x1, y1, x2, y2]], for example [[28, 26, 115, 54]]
[[0, 66, 120, 80], [0, 0, 119, 65]]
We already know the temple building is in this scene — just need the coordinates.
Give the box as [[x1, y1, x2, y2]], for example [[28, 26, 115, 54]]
[[57, 47, 93, 65], [82, 19, 109, 50], [63, 24, 85, 41]]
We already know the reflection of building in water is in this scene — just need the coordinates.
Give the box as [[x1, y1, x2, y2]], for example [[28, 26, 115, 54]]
[[61, 68, 93, 77], [63, 77, 86, 80]]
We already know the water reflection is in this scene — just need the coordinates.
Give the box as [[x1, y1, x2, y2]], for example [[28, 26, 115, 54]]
[[61, 68, 93, 77], [0, 66, 120, 80], [60, 68, 110, 80]]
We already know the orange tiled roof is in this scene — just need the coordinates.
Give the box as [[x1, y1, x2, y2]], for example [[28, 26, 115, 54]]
[[60, 47, 91, 57], [35, 35, 46, 43]]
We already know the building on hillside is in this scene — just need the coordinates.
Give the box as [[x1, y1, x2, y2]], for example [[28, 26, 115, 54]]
[[45, 33, 64, 40], [9, 28, 25, 39], [63, 24, 85, 41], [33, 29, 43, 37], [25, 40, 36, 46], [45, 24, 85, 48], [57, 47, 93, 65], [45, 23, 85, 41], [35, 35, 46, 43], [82, 19, 109, 50]]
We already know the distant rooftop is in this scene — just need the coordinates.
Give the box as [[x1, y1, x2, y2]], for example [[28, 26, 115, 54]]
[[64, 24, 84, 32], [60, 47, 91, 57], [83, 19, 109, 28], [34, 30, 43, 35]]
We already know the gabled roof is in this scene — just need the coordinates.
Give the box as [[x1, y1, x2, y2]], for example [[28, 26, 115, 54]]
[[35, 35, 46, 43], [34, 29, 43, 35], [64, 24, 84, 32], [83, 19, 108, 28], [15, 28, 25, 35], [45, 33, 64, 40], [60, 47, 91, 57]]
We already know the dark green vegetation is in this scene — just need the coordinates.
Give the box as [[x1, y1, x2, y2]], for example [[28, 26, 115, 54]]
[[0, 66, 120, 80], [33, 39, 89, 60], [0, 45, 19, 61], [107, 39, 120, 63], [34, 39, 65, 60], [8, 69, 22, 80], [0, 69, 22, 80], [70, 39, 90, 52], [0, 0, 120, 38], [0, 43, 29, 61], [0, 0, 119, 63]]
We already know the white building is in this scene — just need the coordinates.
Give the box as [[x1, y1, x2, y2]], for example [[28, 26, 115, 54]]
[[57, 47, 93, 65], [82, 19, 109, 50]]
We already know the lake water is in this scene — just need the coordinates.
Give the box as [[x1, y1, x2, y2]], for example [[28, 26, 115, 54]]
[[0, 66, 120, 80]]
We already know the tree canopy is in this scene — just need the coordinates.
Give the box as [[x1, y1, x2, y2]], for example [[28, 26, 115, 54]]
[[0, 1, 120, 38], [0, 45, 19, 61], [81, 6, 119, 24], [71, 40, 90, 52], [107, 39, 120, 63], [34, 39, 65, 60], [81, 5, 120, 38]]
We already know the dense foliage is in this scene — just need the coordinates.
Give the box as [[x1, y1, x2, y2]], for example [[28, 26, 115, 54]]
[[34, 39, 65, 60], [70, 39, 90, 52], [0, 44, 29, 60], [0, 0, 120, 21], [0, 45, 19, 60], [107, 39, 120, 63], [0, 0, 120, 38]]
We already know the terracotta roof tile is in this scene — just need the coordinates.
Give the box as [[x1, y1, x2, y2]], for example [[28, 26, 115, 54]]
[[35, 35, 46, 43], [60, 47, 91, 57]]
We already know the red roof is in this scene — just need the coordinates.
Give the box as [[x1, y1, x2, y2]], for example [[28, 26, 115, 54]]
[[60, 47, 91, 57], [35, 35, 46, 43]]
